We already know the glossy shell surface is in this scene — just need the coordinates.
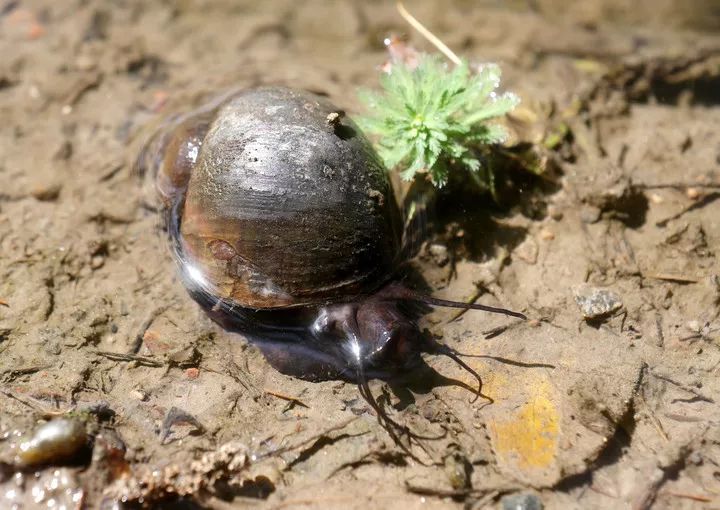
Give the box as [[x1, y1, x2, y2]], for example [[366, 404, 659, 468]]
[[155, 87, 402, 309]]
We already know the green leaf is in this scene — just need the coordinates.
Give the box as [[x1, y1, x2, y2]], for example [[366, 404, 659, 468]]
[[357, 53, 518, 189], [462, 92, 520, 126]]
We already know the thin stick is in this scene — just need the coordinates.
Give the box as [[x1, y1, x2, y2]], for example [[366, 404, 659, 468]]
[[642, 272, 699, 284], [264, 389, 309, 408], [396, 1, 461, 65]]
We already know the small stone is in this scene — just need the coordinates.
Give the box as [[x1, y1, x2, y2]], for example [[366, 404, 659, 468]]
[[326, 111, 344, 126], [30, 182, 62, 201], [168, 345, 198, 364], [686, 187, 700, 200], [686, 320, 701, 333], [143, 331, 172, 354], [539, 228, 555, 241], [502, 493, 543, 510], [547, 205, 563, 221], [580, 205, 602, 224], [131, 389, 148, 401], [90, 255, 105, 270], [573, 285, 623, 319], [649, 193, 664, 204], [427, 243, 449, 267]]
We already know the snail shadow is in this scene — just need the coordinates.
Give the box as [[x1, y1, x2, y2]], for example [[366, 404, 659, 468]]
[[196, 290, 534, 463], [385, 362, 492, 411], [246, 322, 497, 411], [429, 148, 564, 262], [384, 352, 557, 418]]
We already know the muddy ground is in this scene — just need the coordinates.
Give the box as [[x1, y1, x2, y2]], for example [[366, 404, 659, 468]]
[[1, 1, 719, 508]]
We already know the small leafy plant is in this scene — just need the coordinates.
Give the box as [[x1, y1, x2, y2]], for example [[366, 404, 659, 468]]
[[358, 54, 519, 189]]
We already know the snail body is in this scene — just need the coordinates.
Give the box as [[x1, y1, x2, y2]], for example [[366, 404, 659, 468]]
[[142, 86, 523, 383]]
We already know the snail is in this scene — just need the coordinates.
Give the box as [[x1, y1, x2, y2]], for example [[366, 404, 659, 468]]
[[16, 418, 88, 467], [139, 86, 525, 440]]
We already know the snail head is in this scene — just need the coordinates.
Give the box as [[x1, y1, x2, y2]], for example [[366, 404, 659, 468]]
[[312, 283, 526, 382]]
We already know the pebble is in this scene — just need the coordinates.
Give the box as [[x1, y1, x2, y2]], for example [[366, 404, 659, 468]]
[[502, 493, 543, 510], [30, 182, 62, 201], [90, 254, 105, 269], [573, 285, 623, 319], [580, 205, 602, 224], [547, 204, 563, 221], [686, 320, 701, 333], [427, 243, 449, 267], [649, 193, 664, 204], [131, 389, 149, 401], [539, 228, 555, 241]]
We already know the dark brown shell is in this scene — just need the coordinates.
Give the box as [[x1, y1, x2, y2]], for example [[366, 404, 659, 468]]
[[157, 87, 403, 309]]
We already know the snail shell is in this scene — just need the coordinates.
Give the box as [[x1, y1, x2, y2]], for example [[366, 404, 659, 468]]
[[149, 87, 403, 310], [17, 418, 87, 467]]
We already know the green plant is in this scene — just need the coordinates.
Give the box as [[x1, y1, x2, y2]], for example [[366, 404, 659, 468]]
[[357, 54, 519, 189]]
